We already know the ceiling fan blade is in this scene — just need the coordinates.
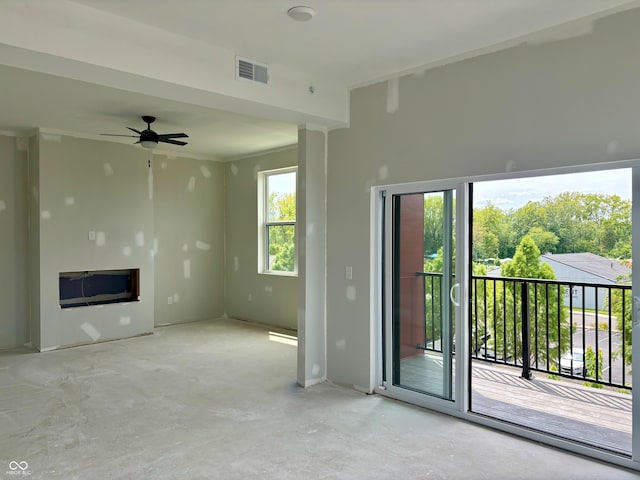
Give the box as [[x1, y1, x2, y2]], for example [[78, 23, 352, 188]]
[[101, 134, 139, 138], [158, 133, 188, 139], [128, 127, 142, 134], [159, 138, 188, 146]]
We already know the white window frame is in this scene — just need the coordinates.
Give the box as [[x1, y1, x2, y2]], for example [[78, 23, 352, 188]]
[[258, 166, 298, 276]]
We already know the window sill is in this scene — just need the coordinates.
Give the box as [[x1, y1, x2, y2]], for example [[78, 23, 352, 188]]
[[259, 270, 298, 278]]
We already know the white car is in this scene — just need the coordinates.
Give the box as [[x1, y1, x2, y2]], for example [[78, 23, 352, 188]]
[[560, 348, 586, 376]]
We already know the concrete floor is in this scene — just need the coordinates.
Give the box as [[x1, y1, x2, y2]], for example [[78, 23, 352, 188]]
[[0, 318, 637, 479]]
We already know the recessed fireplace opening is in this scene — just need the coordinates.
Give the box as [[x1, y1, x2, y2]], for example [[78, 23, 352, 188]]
[[59, 269, 140, 308]]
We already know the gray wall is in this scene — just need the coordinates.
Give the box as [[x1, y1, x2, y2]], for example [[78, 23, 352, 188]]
[[325, 8, 640, 391], [0, 135, 28, 349], [225, 147, 298, 330], [35, 134, 155, 350], [153, 154, 225, 326], [28, 135, 40, 349]]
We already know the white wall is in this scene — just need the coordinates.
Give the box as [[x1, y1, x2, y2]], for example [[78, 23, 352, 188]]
[[325, 7, 640, 391], [225, 147, 298, 330], [153, 154, 225, 326], [0, 135, 28, 349]]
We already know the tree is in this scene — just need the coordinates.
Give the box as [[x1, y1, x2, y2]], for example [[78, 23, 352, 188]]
[[268, 192, 296, 271], [610, 274, 632, 368], [473, 202, 511, 259], [492, 236, 569, 366], [423, 195, 444, 257], [584, 345, 604, 389]]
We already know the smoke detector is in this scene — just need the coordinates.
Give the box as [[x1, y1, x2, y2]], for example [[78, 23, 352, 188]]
[[287, 6, 316, 22]]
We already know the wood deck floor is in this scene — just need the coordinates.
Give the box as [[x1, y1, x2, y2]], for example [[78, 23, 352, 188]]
[[398, 354, 632, 455]]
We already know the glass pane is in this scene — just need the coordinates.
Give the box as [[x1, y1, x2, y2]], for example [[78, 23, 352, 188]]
[[267, 225, 295, 272], [267, 172, 296, 222], [392, 190, 455, 400]]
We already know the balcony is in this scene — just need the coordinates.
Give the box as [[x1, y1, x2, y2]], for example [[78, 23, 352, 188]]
[[418, 272, 633, 454]]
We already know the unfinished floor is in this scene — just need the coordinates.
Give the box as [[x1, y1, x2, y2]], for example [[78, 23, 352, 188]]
[[0, 318, 636, 479]]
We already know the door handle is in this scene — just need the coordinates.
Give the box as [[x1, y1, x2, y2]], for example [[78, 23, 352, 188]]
[[450, 282, 460, 307]]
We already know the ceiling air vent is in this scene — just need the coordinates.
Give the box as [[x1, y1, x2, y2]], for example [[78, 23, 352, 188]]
[[236, 56, 269, 84]]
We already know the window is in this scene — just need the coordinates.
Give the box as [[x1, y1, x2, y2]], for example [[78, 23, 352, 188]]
[[258, 167, 297, 274]]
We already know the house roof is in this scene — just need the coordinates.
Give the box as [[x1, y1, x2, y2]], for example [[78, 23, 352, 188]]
[[541, 253, 630, 283]]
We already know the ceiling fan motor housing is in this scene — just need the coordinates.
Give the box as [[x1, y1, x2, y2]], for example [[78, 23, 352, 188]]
[[141, 129, 159, 142]]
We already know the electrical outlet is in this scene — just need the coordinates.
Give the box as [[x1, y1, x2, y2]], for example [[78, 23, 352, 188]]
[[345, 266, 353, 280], [88, 230, 96, 241], [168, 296, 173, 305]]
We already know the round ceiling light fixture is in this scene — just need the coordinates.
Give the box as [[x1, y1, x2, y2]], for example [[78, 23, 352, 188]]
[[287, 6, 316, 22]]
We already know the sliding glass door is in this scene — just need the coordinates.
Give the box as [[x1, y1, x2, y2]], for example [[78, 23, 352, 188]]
[[381, 182, 465, 407]]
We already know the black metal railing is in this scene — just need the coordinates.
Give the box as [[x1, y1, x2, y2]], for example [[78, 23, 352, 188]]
[[417, 272, 632, 390]]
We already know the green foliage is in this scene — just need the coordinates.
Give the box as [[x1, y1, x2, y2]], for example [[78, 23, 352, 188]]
[[583, 345, 604, 389], [471, 192, 631, 261], [268, 192, 296, 272], [472, 236, 569, 366], [609, 274, 632, 366], [423, 195, 444, 257], [499, 236, 569, 365]]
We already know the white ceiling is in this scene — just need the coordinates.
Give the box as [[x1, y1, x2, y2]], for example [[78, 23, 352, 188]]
[[0, 0, 636, 160]]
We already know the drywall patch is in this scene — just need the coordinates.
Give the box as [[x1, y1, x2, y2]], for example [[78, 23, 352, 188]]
[[183, 259, 191, 279], [195, 240, 210, 251], [96, 231, 106, 247], [265, 285, 273, 293], [182, 243, 189, 252], [230, 163, 239, 176], [187, 176, 196, 192], [173, 293, 180, 303], [41, 133, 62, 142], [386, 77, 399, 114], [153, 238, 159, 255], [0, 200, 6, 212], [16, 136, 28, 151], [80, 322, 101, 341], [607, 140, 619, 155], [120, 316, 131, 326], [307, 223, 315, 236], [103, 163, 114, 176], [505, 160, 515, 172], [200, 165, 212, 179], [378, 165, 389, 180], [234, 257, 239, 271], [122, 246, 132, 257], [346, 285, 356, 301], [64, 196, 75, 206], [161, 161, 168, 169], [41, 210, 51, 220], [135, 231, 145, 247], [336, 338, 347, 350], [312, 364, 321, 376]]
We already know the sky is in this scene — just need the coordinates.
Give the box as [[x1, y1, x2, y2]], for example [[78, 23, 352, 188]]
[[473, 168, 631, 211], [268, 171, 296, 195]]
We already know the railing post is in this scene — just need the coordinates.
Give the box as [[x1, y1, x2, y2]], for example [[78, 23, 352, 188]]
[[521, 281, 533, 380]]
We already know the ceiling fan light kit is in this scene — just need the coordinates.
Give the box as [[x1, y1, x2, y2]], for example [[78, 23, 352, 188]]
[[101, 115, 189, 150]]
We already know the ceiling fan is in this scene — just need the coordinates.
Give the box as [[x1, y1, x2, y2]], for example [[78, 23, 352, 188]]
[[101, 115, 188, 149]]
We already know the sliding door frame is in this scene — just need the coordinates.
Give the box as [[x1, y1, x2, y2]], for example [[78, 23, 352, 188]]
[[371, 159, 640, 471]]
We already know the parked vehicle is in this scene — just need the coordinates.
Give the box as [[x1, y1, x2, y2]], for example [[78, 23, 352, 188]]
[[560, 348, 586, 376]]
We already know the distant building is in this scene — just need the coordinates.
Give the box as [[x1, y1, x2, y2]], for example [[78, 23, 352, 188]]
[[486, 252, 630, 310], [541, 253, 630, 310]]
